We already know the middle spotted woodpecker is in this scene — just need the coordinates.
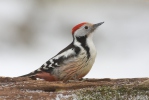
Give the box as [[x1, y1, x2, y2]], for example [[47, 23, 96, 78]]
[[20, 22, 104, 82]]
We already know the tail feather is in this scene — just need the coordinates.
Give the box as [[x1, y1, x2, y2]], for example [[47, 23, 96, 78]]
[[19, 72, 36, 77], [18, 69, 41, 79], [19, 70, 57, 81]]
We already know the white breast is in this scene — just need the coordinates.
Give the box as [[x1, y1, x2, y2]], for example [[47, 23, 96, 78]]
[[81, 37, 96, 74], [76, 35, 97, 78]]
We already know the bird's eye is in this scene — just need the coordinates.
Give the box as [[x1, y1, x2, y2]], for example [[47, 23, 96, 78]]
[[84, 26, 88, 29]]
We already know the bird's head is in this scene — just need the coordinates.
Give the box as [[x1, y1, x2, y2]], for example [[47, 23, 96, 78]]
[[72, 22, 104, 38]]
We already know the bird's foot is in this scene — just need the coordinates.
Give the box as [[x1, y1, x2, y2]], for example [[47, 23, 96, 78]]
[[65, 78, 85, 83]]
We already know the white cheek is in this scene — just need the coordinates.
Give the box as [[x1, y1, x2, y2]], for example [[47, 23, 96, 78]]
[[74, 29, 86, 37]]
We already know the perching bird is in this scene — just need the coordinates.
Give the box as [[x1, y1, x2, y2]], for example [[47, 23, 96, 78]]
[[20, 22, 104, 82]]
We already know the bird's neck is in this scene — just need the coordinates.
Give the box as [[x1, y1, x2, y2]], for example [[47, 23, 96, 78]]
[[73, 35, 96, 59], [73, 34, 94, 47]]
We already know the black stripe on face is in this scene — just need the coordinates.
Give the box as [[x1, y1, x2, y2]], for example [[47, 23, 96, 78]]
[[76, 36, 90, 59]]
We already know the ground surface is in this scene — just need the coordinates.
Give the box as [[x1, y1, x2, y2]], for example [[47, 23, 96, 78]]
[[0, 77, 149, 100]]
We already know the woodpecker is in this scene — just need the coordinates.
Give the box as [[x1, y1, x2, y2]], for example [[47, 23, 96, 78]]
[[20, 22, 104, 82]]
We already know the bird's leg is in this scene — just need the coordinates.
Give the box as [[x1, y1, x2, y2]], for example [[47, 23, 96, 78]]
[[66, 74, 84, 83]]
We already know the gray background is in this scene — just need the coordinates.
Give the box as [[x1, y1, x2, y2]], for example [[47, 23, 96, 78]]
[[0, 0, 149, 78]]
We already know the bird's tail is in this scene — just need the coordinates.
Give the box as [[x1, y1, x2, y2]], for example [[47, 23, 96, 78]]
[[18, 70, 39, 80], [18, 69, 57, 81], [19, 72, 35, 77]]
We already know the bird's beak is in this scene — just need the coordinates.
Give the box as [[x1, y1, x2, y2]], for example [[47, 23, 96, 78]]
[[93, 22, 104, 29]]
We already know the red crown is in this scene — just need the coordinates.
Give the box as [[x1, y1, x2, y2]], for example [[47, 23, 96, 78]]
[[72, 22, 87, 34]]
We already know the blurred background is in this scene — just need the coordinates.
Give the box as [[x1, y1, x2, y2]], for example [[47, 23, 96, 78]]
[[0, 0, 149, 78]]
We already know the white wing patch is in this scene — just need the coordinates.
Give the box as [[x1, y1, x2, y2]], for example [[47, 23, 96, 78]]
[[55, 63, 59, 66], [43, 66, 48, 70], [54, 49, 75, 59], [48, 64, 54, 68], [50, 59, 54, 63]]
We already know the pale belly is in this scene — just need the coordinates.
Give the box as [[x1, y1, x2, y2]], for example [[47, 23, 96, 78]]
[[54, 50, 96, 81], [77, 56, 96, 78]]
